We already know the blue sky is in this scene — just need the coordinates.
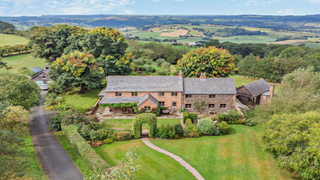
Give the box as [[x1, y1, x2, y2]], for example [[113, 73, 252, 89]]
[[0, 0, 319, 16]]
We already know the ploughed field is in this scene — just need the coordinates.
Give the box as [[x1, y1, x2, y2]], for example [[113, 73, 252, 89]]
[[95, 125, 298, 180]]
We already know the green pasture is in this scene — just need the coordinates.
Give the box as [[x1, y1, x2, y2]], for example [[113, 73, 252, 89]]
[[0, 34, 29, 46], [2, 54, 46, 72], [61, 89, 101, 112]]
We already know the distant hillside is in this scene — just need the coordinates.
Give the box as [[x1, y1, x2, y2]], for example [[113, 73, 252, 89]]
[[0, 20, 15, 33]]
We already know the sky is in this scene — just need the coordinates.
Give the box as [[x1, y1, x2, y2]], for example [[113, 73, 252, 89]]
[[0, 0, 320, 16]]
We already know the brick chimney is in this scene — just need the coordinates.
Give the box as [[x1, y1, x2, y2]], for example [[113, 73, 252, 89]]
[[269, 84, 275, 98], [179, 71, 183, 77], [200, 72, 206, 79]]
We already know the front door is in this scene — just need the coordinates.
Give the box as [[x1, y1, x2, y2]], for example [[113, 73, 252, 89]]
[[172, 102, 177, 111]]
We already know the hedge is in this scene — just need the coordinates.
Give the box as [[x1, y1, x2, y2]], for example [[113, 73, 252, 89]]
[[133, 113, 157, 138], [217, 110, 243, 124], [183, 111, 189, 124], [189, 112, 198, 123], [216, 121, 230, 135], [185, 118, 193, 125], [62, 125, 109, 169]]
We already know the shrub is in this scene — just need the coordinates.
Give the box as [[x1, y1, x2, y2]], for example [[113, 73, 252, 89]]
[[62, 125, 108, 169], [214, 129, 221, 136], [156, 58, 166, 66], [156, 70, 169, 76], [54, 103, 74, 112], [133, 58, 145, 65], [98, 129, 110, 140], [185, 118, 192, 125], [197, 118, 215, 135], [161, 62, 171, 70], [156, 124, 176, 139], [217, 110, 243, 124], [183, 111, 189, 124], [216, 121, 230, 135], [61, 111, 90, 126], [79, 125, 91, 140], [132, 113, 157, 138], [146, 66, 156, 73], [136, 108, 146, 114], [189, 112, 198, 123], [90, 130, 100, 141], [116, 131, 131, 141], [145, 59, 153, 65], [48, 115, 62, 131], [173, 124, 184, 136], [103, 138, 113, 144], [183, 124, 201, 138]]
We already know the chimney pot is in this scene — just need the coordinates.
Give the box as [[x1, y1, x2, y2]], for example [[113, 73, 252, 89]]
[[200, 72, 206, 79], [269, 84, 275, 98], [179, 70, 183, 77]]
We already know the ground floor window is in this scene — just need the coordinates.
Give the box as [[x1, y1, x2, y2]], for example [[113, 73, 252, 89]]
[[209, 104, 215, 108], [220, 104, 226, 108], [145, 106, 151, 111], [159, 101, 165, 106], [185, 104, 191, 108]]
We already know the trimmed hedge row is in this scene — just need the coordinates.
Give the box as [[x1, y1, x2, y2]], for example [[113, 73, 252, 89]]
[[62, 124, 109, 169], [133, 113, 157, 138]]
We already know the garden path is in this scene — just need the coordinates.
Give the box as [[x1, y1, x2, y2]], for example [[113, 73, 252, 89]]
[[141, 138, 205, 180]]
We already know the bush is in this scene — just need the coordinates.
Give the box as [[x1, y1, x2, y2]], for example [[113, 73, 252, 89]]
[[161, 62, 171, 70], [61, 111, 90, 126], [133, 113, 157, 138], [103, 138, 113, 144], [185, 118, 192, 125], [156, 70, 169, 76], [133, 58, 145, 65], [156, 124, 176, 139], [136, 108, 146, 114], [145, 59, 153, 65], [156, 58, 166, 67], [48, 115, 63, 131], [116, 131, 131, 141], [79, 125, 91, 140], [214, 129, 221, 136], [183, 124, 202, 138], [146, 66, 156, 73], [62, 125, 109, 169], [90, 130, 100, 141], [216, 121, 230, 135], [189, 112, 198, 123], [217, 110, 243, 124], [183, 111, 189, 124], [197, 118, 215, 135], [54, 103, 74, 112], [173, 124, 184, 136]]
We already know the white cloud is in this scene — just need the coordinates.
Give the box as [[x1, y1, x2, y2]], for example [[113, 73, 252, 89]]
[[277, 9, 294, 15], [309, 0, 320, 3], [151, 0, 161, 2]]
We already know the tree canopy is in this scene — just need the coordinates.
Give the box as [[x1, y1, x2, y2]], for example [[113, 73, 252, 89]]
[[0, 70, 41, 110], [177, 46, 236, 77], [49, 51, 105, 94]]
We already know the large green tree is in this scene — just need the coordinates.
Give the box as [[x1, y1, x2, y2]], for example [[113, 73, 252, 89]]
[[0, 70, 41, 110], [98, 53, 133, 76], [177, 46, 236, 77], [29, 24, 85, 63], [49, 51, 105, 94]]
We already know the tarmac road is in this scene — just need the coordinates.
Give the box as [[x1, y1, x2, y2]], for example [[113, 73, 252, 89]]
[[30, 91, 83, 180]]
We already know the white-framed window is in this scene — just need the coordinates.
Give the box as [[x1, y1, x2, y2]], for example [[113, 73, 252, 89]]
[[159, 92, 165, 97], [171, 92, 178, 96], [159, 101, 165, 107], [115, 92, 122, 97], [132, 92, 138, 96], [209, 94, 216, 98], [145, 106, 151, 111]]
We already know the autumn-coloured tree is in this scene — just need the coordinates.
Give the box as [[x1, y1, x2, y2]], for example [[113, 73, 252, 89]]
[[177, 46, 236, 78], [49, 51, 104, 94], [98, 53, 133, 76]]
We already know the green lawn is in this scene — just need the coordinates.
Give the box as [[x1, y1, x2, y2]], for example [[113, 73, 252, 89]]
[[54, 131, 92, 174], [61, 88, 101, 112], [22, 132, 47, 179], [2, 54, 46, 72], [150, 126, 298, 180], [0, 34, 29, 46], [95, 139, 196, 180], [101, 119, 180, 130]]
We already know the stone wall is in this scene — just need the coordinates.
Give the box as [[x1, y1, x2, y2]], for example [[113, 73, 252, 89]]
[[106, 91, 183, 110], [183, 94, 235, 113]]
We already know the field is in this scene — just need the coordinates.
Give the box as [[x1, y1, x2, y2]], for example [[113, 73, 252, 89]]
[[159, 29, 189, 37], [2, 54, 46, 72], [0, 34, 29, 46], [100, 119, 180, 130], [95, 126, 297, 180]]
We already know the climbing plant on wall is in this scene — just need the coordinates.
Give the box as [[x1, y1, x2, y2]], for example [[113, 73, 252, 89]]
[[99, 102, 138, 112]]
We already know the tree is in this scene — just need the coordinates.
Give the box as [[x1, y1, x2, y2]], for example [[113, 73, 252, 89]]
[[80, 26, 128, 59], [49, 51, 105, 94], [204, 39, 220, 47], [29, 25, 85, 63], [0, 101, 10, 119], [177, 46, 236, 78], [0, 106, 31, 136], [0, 70, 41, 110], [261, 111, 320, 180], [194, 100, 207, 114], [0, 58, 8, 69], [98, 53, 133, 76]]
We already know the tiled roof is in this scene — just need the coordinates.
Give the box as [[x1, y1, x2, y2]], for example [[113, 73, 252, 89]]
[[183, 78, 237, 95], [100, 97, 141, 104], [30, 67, 44, 74], [105, 76, 183, 92], [244, 79, 270, 97], [137, 94, 158, 106]]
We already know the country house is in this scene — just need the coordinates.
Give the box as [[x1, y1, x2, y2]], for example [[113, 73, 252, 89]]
[[98, 72, 237, 114], [30, 65, 51, 90]]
